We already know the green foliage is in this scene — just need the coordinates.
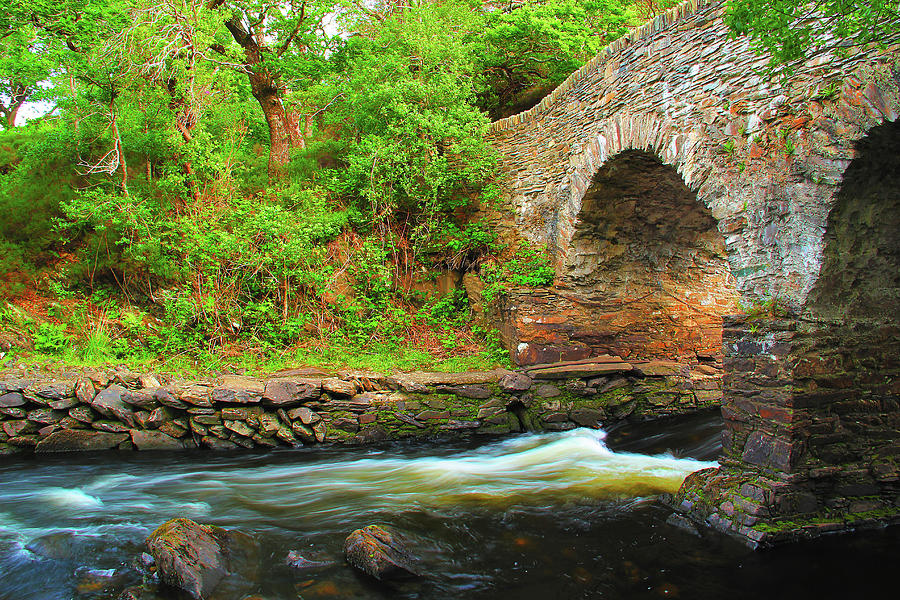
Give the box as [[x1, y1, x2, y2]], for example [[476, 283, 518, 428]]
[[726, 0, 900, 69], [322, 1, 497, 240], [723, 139, 736, 155], [478, 0, 632, 118], [0, 0, 672, 372], [480, 242, 556, 305], [34, 322, 71, 354]]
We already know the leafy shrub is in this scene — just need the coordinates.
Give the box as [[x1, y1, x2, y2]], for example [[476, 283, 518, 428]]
[[34, 322, 70, 354]]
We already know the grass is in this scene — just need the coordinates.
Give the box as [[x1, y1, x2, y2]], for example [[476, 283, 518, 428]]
[[3, 334, 509, 377]]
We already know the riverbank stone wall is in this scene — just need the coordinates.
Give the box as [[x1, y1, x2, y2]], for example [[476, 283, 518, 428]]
[[0, 357, 721, 455]]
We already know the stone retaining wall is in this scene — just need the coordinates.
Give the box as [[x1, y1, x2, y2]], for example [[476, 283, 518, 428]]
[[0, 357, 721, 455]]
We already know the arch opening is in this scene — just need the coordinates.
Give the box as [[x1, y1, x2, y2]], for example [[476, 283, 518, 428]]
[[559, 150, 740, 362]]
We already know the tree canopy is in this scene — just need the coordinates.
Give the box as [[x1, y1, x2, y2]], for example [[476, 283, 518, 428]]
[[726, 0, 900, 67]]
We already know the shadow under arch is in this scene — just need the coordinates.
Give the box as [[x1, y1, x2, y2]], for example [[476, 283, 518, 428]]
[[805, 119, 900, 324]]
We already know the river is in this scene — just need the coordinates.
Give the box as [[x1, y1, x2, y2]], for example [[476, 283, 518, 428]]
[[0, 410, 896, 599]]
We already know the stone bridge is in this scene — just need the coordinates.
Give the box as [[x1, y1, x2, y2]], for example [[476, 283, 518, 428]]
[[483, 0, 900, 545]]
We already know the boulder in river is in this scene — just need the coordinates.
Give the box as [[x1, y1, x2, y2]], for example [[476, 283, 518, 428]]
[[343, 525, 418, 580], [145, 518, 259, 599]]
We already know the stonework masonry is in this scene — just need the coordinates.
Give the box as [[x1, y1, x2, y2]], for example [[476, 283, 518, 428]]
[[0, 358, 720, 455]]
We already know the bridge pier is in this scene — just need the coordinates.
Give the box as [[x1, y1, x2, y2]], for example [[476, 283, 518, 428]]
[[672, 315, 900, 546]]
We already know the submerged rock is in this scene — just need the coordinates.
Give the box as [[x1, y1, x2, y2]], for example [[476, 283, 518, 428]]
[[285, 550, 331, 570], [343, 525, 418, 581], [145, 517, 259, 599]]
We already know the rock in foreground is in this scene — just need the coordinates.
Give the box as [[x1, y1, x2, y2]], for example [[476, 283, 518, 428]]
[[343, 525, 418, 581], [145, 518, 256, 599]]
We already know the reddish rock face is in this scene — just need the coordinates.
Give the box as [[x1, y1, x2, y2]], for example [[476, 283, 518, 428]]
[[146, 518, 259, 599], [146, 518, 229, 599]]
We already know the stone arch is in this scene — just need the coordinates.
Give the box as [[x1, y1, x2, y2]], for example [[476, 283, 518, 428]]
[[559, 147, 740, 362], [557, 115, 713, 257]]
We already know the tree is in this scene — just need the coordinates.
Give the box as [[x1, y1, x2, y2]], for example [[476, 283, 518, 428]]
[[0, 25, 55, 129], [476, 0, 632, 118], [206, 0, 339, 177], [726, 0, 900, 67]]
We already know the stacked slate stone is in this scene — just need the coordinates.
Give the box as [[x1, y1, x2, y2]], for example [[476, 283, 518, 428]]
[[0, 357, 722, 454]]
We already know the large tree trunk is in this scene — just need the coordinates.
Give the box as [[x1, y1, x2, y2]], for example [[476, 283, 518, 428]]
[[251, 79, 294, 177], [219, 12, 305, 179]]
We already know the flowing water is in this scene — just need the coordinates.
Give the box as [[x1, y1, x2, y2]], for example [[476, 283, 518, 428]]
[[0, 410, 896, 600]]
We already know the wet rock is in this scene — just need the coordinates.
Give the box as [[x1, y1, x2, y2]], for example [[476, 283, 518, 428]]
[[343, 525, 418, 580], [291, 421, 316, 443], [476, 398, 506, 419], [74, 379, 97, 406], [202, 436, 238, 451], [570, 408, 605, 428], [122, 389, 159, 411], [93, 420, 131, 433], [499, 372, 533, 392], [139, 374, 162, 389], [75, 566, 126, 594], [26, 532, 86, 560], [439, 420, 480, 430], [526, 357, 633, 379], [1, 408, 25, 420], [35, 429, 129, 452], [173, 384, 213, 408], [192, 413, 223, 426], [27, 408, 64, 424], [47, 396, 79, 410], [415, 410, 450, 420], [666, 513, 701, 536], [158, 420, 189, 438], [8, 435, 38, 447], [321, 378, 356, 398], [224, 420, 255, 438], [2, 420, 36, 437], [395, 412, 426, 428], [154, 388, 189, 410], [69, 406, 96, 423], [0, 392, 26, 407], [541, 411, 569, 423], [631, 361, 683, 377], [145, 406, 172, 429], [212, 377, 265, 404], [275, 424, 298, 445], [146, 518, 258, 600], [33, 381, 75, 400], [256, 413, 281, 436], [90, 385, 136, 426], [332, 417, 360, 433], [113, 367, 141, 389], [131, 429, 187, 451], [534, 384, 561, 398], [352, 426, 390, 444], [251, 433, 278, 448], [565, 380, 597, 396]]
